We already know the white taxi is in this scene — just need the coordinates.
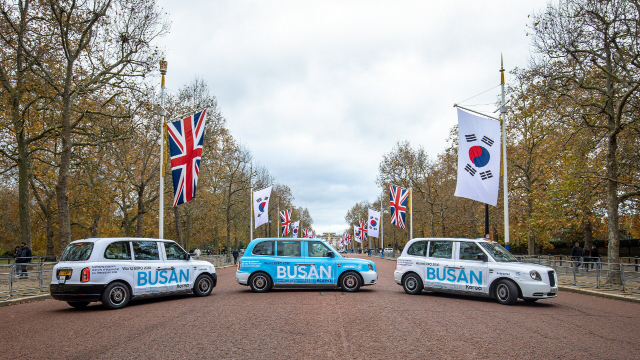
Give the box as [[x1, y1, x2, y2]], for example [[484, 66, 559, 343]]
[[50, 238, 217, 309], [394, 238, 558, 305]]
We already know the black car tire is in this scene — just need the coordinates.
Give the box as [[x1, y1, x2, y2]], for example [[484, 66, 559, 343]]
[[494, 279, 518, 305], [402, 273, 424, 295], [339, 272, 361, 292], [193, 274, 214, 297], [101, 281, 131, 310], [67, 301, 90, 308], [249, 272, 272, 293]]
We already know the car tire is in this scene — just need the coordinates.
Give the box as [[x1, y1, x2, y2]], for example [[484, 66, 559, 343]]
[[402, 273, 423, 295], [67, 301, 90, 308], [339, 272, 361, 292], [494, 279, 518, 305], [193, 274, 214, 297], [249, 272, 272, 293], [101, 281, 131, 310]]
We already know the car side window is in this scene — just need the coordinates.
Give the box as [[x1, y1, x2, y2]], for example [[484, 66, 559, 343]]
[[407, 241, 427, 256], [428, 241, 452, 259], [132, 241, 159, 261], [277, 241, 301, 257], [252, 241, 274, 255], [165, 242, 189, 260], [308, 241, 332, 257], [104, 241, 131, 260], [459, 242, 485, 261]]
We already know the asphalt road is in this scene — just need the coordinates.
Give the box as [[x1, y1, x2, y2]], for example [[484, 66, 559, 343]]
[[1, 255, 639, 359]]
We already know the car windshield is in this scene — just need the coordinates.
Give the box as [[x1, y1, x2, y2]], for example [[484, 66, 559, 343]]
[[61, 242, 94, 261], [324, 242, 342, 258], [479, 242, 518, 262]]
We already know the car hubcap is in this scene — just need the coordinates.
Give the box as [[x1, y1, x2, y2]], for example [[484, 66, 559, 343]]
[[199, 278, 211, 292], [110, 286, 126, 305], [497, 284, 508, 300], [254, 276, 266, 289], [406, 278, 416, 290], [344, 275, 356, 288]]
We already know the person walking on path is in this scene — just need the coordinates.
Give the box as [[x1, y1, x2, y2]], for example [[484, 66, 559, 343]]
[[591, 245, 601, 270], [194, 248, 201, 258], [583, 246, 591, 270], [571, 242, 583, 269], [15, 242, 32, 278], [232, 249, 239, 265]]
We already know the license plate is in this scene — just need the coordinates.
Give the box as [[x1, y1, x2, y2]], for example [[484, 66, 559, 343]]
[[58, 269, 72, 276], [58, 276, 66, 284], [550, 288, 557, 293]]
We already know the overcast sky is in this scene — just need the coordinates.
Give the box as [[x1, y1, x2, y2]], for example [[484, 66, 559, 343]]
[[156, 0, 546, 234]]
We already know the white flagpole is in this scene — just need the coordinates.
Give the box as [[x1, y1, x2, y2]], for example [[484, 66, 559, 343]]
[[158, 59, 167, 239], [250, 164, 253, 241], [380, 190, 384, 256], [500, 55, 510, 251], [277, 197, 280, 238]]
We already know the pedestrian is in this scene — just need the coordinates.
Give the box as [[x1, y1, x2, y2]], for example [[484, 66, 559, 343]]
[[583, 246, 591, 270], [571, 242, 582, 269], [591, 245, 601, 270], [194, 248, 201, 258], [15, 242, 32, 278], [232, 248, 239, 265]]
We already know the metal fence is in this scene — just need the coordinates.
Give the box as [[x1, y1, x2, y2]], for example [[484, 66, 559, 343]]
[[0, 254, 236, 301], [515, 255, 640, 295]]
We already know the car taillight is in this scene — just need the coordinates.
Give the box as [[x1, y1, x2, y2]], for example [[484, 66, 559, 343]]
[[237, 260, 241, 271], [81, 267, 90, 282]]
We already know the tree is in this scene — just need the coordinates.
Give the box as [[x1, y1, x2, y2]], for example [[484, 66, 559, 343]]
[[531, 0, 640, 282]]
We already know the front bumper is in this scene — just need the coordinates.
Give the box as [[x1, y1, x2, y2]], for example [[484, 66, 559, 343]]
[[236, 271, 250, 285], [519, 280, 558, 299], [50, 283, 105, 302], [360, 270, 377, 286], [210, 273, 218, 288]]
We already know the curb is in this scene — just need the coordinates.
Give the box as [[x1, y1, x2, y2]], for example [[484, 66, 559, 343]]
[[558, 286, 640, 304], [0, 294, 51, 308]]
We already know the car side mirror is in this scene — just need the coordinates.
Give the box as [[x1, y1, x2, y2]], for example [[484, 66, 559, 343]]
[[327, 252, 335, 258], [477, 254, 488, 262]]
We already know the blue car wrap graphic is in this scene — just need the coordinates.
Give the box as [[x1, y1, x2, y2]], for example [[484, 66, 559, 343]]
[[237, 238, 376, 286]]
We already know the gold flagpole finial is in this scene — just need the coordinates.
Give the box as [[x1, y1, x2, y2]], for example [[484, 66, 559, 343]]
[[500, 54, 505, 85]]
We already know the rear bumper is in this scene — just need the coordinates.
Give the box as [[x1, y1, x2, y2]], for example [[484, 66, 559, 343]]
[[236, 271, 250, 285], [50, 284, 105, 302]]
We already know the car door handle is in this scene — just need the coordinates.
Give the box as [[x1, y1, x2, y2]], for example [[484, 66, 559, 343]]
[[295, 263, 314, 266], [444, 266, 464, 270], [156, 267, 175, 271]]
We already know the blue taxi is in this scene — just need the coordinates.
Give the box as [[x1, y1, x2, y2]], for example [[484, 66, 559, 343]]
[[236, 238, 377, 292]]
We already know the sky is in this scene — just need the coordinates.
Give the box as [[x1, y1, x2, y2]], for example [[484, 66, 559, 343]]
[[156, 0, 547, 234]]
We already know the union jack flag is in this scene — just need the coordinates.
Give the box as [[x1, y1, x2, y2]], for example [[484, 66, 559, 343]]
[[280, 209, 292, 236], [303, 228, 310, 238], [389, 184, 409, 229], [167, 109, 207, 207], [358, 219, 368, 243], [344, 232, 351, 245]]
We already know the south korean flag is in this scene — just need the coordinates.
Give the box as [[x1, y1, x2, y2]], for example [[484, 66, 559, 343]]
[[367, 209, 380, 237], [291, 221, 300, 238], [454, 109, 501, 206], [253, 186, 272, 228]]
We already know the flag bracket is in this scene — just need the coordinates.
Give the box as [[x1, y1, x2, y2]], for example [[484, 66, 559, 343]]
[[453, 104, 500, 121]]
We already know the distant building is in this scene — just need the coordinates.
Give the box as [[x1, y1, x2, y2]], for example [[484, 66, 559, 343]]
[[318, 233, 339, 248]]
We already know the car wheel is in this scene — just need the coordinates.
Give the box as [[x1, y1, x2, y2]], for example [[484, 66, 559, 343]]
[[67, 301, 90, 308], [494, 279, 518, 305], [340, 272, 361, 292], [249, 272, 272, 293], [101, 281, 131, 310], [524, 298, 538, 303], [402, 273, 424, 295], [193, 274, 213, 297]]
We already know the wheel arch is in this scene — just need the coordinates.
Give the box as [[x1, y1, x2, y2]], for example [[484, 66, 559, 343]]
[[249, 270, 273, 283], [401, 271, 422, 285], [489, 277, 523, 299], [338, 270, 363, 286], [103, 279, 133, 297]]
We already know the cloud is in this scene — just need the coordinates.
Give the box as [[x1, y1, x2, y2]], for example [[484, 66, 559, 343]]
[[157, 0, 545, 233]]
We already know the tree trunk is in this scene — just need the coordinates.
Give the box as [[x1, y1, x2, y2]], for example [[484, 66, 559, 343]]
[[45, 211, 54, 259], [136, 185, 145, 238], [527, 196, 535, 255], [606, 133, 621, 284], [173, 206, 183, 247], [17, 128, 32, 248], [90, 213, 100, 237], [583, 219, 593, 251], [186, 210, 191, 252], [56, 76, 74, 248]]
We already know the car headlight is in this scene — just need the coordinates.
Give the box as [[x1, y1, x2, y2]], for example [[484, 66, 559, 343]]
[[368, 263, 374, 271], [529, 270, 542, 281]]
